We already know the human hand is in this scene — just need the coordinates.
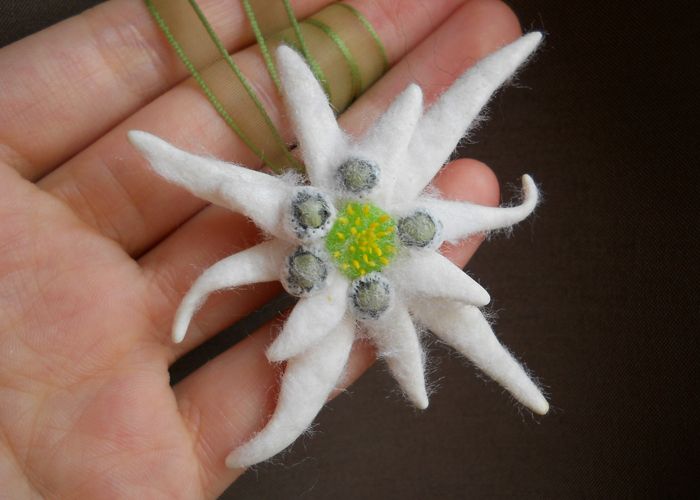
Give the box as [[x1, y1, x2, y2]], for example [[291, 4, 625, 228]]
[[0, 0, 521, 497]]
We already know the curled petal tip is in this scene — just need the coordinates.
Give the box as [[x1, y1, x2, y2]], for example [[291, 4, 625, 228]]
[[520, 174, 539, 208], [521, 173, 536, 190]]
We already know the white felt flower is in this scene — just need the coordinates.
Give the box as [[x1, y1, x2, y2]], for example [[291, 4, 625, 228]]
[[129, 32, 547, 469]]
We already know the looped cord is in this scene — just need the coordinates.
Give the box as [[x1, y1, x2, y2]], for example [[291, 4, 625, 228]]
[[144, 0, 389, 173]]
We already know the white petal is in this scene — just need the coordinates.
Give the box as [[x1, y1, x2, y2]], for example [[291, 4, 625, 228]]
[[267, 271, 349, 362], [225, 316, 355, 468], [354, 84, 424, 204], [392, 32, 543, 201], [276, 46, 347, 188], [420, 175, 539, 242], [172, 240, 289, 343], [128, 131, 292, 236], [366, 302, 429, 409], [410, 299, 549, 415], [386, 251, 490, 306]]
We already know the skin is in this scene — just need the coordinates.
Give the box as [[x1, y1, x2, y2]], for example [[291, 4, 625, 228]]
[[0, 0, 521, 497]]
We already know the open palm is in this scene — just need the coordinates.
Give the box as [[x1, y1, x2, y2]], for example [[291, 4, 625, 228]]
[[0, 0, 520, 497]]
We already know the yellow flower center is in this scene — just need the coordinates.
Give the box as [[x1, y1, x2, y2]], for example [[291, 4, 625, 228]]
[[325, 202, 397, 279]]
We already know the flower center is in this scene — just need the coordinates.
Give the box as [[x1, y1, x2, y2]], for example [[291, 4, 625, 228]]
[[325, 202, 397, 279]]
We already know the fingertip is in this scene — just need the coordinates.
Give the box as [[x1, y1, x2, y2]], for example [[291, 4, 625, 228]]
[[433, 159, 500, 207], [433, 159, 500, 267], [467, 0, 523, 47]]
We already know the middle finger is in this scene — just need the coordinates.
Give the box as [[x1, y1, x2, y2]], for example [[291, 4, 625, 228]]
[[37, 0, 467, 257]]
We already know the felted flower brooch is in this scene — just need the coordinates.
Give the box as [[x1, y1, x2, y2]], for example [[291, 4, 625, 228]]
[[129, 32, 548, 468]]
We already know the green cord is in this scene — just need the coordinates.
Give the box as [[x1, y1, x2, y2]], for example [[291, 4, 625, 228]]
[[242, 0, 330, 100], [241, 0, 281, 92], [303, 18, 362, 99], [337, 2, 389, 71], [143, 0, 266, 164], [187, 0, 303, 172], [144, 0, 389, 173], [282, 0, 330, 97]]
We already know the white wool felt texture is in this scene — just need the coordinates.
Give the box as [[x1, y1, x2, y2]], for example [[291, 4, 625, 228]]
[[172, 239, 290, 343], [128, 131, 293, 237], [267, 271, 349, 362], [225, 316, 356, 468], [277, 46, 347, 190], [127, 33, 549, 469], [410, 298, 549, 415], [387, 250, 491, 306], [366, 302, 429, 409], [352, 84, 424, 205], [418, 175, 539, 243], [391, 32, 543, 202]]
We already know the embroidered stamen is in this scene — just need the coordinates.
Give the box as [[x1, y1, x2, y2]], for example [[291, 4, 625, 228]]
[[326, 201, 397, 279]]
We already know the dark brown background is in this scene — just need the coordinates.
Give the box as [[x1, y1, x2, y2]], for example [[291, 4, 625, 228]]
[[2, 1, 698, 498]]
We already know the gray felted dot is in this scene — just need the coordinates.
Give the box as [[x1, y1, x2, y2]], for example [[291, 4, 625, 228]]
[[285, 249, 327, 295], [337, 158, 379, 194], [351, 274, 392, 319], [292, 191, 331, 232], [398, 211, 437, 247]]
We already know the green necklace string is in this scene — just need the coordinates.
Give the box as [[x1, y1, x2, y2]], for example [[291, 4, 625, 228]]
[[144, 0, 388, 174]]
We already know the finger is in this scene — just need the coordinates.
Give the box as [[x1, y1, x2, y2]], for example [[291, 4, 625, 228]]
[[175, 158, 503, 497], [0, 0, 333, 180], [437, 158, 500, 264], [142, 0, 519, 361], [38, 0, 471, 257]]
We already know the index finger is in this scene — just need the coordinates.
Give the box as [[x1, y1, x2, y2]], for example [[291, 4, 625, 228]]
[[0, 0, 333, 180]]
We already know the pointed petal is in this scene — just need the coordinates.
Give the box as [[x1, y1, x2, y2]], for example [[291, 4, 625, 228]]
[[128, 131, 293, 236], [267, 271, 349, 362], [366, 302, 429, 409], [410, 299, 549, 415], [392, 32, 543, 201], [172, 240, 289, 343], [420, 175, 538, 242], [226, 317, 355, 468], [386, 251, 490, 306], [355, 84, 424, 204], [276, 46, 347, 188]]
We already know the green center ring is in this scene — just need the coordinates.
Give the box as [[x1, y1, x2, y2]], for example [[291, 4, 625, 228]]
[[325, 201, 397, 279]]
